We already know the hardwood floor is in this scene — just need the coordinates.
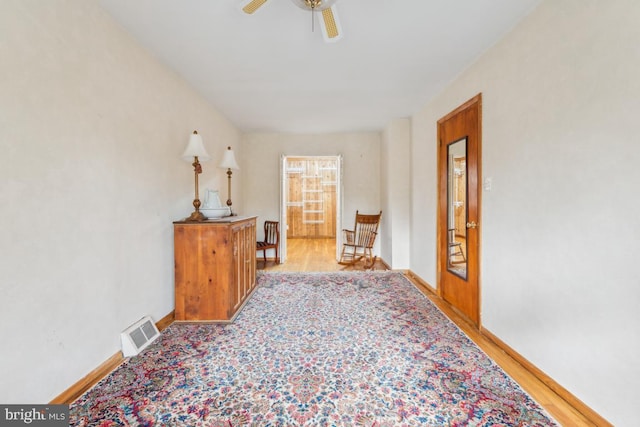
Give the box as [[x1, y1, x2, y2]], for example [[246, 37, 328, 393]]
[[257, 237, 389, 272], [259, 238, 606, 427]]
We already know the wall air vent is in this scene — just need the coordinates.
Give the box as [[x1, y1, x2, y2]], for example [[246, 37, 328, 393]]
[[120, 316, 160, 357]]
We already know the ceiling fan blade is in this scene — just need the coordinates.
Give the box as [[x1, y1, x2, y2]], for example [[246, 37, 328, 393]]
[[242, 0, 268, 15], [320, 6, 342, 42]]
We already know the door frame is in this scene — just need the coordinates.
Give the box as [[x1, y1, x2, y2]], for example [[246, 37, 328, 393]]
[[279, 155, 343, 263], [437, 94, 482, 326]]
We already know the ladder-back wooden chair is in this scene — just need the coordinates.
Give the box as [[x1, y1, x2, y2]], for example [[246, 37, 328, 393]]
[[338, 210, 382, 269], [256, 221, 279, 266], [448, 228, 466, 265]]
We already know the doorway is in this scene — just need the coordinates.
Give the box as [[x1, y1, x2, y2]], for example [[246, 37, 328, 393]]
[[437, 94, 482, 326], [280, 156, 343, 264]]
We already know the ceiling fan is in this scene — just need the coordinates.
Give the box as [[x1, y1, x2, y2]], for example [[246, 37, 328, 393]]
[[241, 0, 343, 43]]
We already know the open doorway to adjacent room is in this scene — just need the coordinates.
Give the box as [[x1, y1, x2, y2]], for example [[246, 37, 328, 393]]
[[279, 156, 342, 267]]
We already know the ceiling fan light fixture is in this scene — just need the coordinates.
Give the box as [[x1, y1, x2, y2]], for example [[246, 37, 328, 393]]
[[242, 0, 342, 42], [290, 0, 337, 12]]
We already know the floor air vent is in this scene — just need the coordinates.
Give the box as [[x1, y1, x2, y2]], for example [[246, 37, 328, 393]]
[[121, 316, 160, 357]]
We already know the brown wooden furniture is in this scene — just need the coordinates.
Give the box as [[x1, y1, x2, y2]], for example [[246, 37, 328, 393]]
[[438, 94, 481, 327], [174, 216, 256, 322], [285, 157, 338, 238], [338, 210, 382, 269], [256, 220, 279, 266]]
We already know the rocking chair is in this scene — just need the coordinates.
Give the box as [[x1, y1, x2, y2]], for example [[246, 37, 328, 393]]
[[338, 210, 382, 269]]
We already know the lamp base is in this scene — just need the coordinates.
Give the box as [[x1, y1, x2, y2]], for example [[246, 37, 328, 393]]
[[186, 210, 207, 222]]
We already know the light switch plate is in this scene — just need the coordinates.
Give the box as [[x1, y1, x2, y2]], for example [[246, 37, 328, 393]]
[[483, 177, 492, 191]]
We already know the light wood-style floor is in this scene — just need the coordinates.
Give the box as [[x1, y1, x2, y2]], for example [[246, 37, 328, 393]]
[[257, 237, 388, 272], [258, 238, 602, 427]]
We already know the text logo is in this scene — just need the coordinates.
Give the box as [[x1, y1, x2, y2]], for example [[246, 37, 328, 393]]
[[0, 405, 68, 426]]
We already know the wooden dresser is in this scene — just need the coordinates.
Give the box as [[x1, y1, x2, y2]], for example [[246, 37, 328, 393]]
[[173, 216, 257, 322]]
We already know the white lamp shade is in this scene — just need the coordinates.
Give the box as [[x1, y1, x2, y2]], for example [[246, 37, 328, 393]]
[[219, 146, 240, 170], [181, 131, 211, 161]]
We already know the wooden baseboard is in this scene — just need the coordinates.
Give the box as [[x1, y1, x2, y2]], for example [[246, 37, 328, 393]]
[[50, 311, 175, 405], [403, 270, 610, 427], [50, 351, 124, 405], [406, 269, 438, 294], [481, 328, 612, 427], [156, 310, 175, 332]]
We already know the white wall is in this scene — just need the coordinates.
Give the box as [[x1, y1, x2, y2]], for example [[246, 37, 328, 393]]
[[242, 132, 381, 259], [3, 1, 635, 423], [381, 119, 411, 270], [0, 0, 240, 403], [411, 0, 640, 425]]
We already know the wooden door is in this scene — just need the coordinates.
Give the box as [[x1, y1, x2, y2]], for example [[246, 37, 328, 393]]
[[231, 220, 256, 314], [174, 223, 230, 321], [232, 224, 245, 314], [437, 94, 482, 326], [245, 220, 256, 294], [285, 157, 337, 238]]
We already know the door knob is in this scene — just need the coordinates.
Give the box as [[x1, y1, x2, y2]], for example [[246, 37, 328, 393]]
[[466, 221, 478, 229]]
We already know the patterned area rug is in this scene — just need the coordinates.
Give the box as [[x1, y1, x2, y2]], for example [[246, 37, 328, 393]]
[[70, 272, 558, 426]]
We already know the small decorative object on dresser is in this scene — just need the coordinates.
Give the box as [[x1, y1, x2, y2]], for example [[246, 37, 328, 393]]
[[174, 216, 257, 322], [200, 189, 230, 218], [200, 206, 231, 218]]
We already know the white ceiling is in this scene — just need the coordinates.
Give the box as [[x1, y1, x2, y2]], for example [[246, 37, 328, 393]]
[[98, 0, 541, 134]]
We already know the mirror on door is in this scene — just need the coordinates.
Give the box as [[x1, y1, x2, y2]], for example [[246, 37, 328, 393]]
[[447, 137, 467, 279]]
